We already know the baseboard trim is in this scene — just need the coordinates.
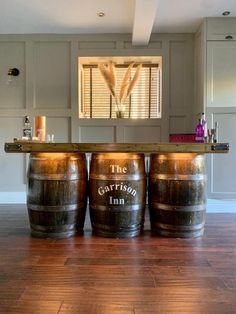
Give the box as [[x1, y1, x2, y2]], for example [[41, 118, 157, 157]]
[[0, 194, 236, 212], [207, 198, 236, 213], [0, 192, 26, 204]]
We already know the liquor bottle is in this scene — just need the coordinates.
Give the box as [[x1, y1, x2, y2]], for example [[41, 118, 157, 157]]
[[201, 112, 207, 140], [214, 121, 219, 143], [22, 116, 32, 140], [195, 119, 204, 143]]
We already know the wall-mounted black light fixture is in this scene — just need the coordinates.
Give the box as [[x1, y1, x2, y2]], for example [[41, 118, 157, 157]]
[[8, 68, 20, 76]]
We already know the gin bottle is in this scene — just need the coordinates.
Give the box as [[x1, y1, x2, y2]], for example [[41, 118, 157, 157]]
[[22, 116, 32, 140], [195, 119, 204, 143]]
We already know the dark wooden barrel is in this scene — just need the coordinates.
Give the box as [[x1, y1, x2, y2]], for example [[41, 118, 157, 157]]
[[149, 153, 206, 238], [89, 153, 147, 238], [27, 153, 87, 238]]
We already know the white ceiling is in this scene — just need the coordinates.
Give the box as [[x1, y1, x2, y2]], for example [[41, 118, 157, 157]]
[[0, 0, 236, 45]]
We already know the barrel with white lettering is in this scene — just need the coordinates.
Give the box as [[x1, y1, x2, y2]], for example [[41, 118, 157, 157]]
[[89, 153, 146, 238]]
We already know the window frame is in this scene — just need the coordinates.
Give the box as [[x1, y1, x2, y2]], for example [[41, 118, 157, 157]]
[[79, 59, 162, 120]]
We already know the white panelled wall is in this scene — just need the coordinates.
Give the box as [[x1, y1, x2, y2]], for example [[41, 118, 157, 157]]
[[1, 26, 236, 212], [0, 33, 195, 204], [195, 18, 236, 208]]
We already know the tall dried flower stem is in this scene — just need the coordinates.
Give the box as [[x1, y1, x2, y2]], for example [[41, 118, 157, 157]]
[[98, 62, 142, 115]]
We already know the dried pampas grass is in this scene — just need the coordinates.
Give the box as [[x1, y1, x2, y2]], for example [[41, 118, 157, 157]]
[[119, 63, 134, 104], [126, 64, 142, 99], [98, 61, 142, 112], [108, 61, 116, 89], [98, 62, 116, 98]]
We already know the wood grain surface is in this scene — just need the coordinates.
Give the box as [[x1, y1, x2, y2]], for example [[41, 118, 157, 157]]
[[4, 142, 229, 154], [0, 205, 236, 313]]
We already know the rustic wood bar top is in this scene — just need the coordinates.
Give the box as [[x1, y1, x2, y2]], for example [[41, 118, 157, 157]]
[[4, 142, 229, 153]]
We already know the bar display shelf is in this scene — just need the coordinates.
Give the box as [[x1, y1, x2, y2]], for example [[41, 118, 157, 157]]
[[4, 142, 229, 154]]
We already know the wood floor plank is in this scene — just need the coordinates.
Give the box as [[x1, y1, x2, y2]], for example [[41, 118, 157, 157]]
[[134, 302, 236, 314], [0, 300, 62, 314], [19, 286, 236, 303], [59, 302, 134, 314]]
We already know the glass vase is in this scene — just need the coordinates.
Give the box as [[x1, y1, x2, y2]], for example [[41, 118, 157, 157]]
[[116, 110, 125, 118]]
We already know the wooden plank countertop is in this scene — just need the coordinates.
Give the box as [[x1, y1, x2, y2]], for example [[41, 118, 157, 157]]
[[4, 142, 229, 154]]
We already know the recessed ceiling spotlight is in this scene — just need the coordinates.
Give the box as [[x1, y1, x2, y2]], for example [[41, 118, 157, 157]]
[[222, 11, 230, 16], [97, 12, 105, 17]]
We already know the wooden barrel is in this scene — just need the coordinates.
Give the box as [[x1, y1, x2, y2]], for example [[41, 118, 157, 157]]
[[89, 153, 147, 238], [27, 153, 87, 238], [149, 153, 206, 238]]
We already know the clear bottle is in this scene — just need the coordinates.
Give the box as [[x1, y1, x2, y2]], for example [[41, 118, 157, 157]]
[[22, 116, 32, 140], [214, 121, 219, 143], [201, 112, 207, 140], [195, 119, 204, 143]]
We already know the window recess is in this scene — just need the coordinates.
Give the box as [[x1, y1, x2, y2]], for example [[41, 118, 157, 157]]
[[80, 63, 161, 119]]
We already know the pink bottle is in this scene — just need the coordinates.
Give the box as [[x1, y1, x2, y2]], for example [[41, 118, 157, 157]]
[[195, 119, 204, 143]]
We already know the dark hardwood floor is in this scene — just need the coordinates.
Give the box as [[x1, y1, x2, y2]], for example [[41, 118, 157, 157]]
[[0, 205, 236, 313]]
